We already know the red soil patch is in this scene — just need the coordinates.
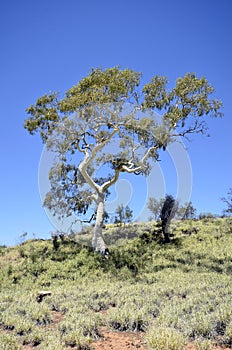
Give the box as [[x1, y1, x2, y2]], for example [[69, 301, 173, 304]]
[[92, 335, 232, 350], [50, 310, 65, 326], [92, 327, 146, 350]]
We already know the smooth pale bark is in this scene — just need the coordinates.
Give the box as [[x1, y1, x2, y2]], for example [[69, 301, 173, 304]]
[[92, 193, 106, 253], [77, 127, 161, 253], [79, 157, 107, 253], [78, 133, 117, 253]]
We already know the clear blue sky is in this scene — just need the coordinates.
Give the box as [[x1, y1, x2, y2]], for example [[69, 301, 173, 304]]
[[0, 0, 231, 246]]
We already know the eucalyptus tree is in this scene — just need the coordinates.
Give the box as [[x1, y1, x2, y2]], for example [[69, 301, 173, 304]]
[[24, 67, 222, 254]]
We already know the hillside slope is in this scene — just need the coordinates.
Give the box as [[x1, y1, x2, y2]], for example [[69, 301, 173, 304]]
[[0, 218, 232, 350]]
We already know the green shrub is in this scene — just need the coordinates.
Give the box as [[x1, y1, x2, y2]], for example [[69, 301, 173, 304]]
[[0, 332, 23, 350], [146, 327, 187, 350], [58, 311, 102, 340], [63, 331, 92, 349], [194, 338, 214, 350], [107, 305, 150, 331], [22, 328, 43, 347]]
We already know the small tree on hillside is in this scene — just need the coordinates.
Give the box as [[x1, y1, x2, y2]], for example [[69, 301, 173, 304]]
[[24, 67, 222, 254], [221, 188, 232, 216], [147, 197, 165, 221], [177, 201, 197, 220], [114, 204, 133, 226]]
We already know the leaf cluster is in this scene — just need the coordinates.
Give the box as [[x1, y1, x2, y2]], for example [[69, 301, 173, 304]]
[[59, 67, 141, 111], [44, 162, 92, 219], [143, 73, 222, 130], [25, 67, 222, 142]]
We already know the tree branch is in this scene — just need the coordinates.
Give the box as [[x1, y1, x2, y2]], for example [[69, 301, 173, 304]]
[[121, 145, 159, 173], [79, 127, 119, 193], [172, 120, 208, 139], [101, 168, 121, 192]]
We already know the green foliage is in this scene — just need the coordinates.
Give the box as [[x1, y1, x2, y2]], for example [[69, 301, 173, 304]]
[[0, 219, 231, 349], [178, 201, 197, 220], [194, 338, 214, 350], [25, 92, 60, 142], [24, 67, 222, 252], [0, 332, 24, 350], [142, 75, 171, 110], [58, 311, 101, 345], [147, 197, 164, 220], [143, 73, 222, 125], [107, 304, 150, 331], [114, 204, 133, 225], [59, 66, 141, 111], [146, 326, 187, 350]]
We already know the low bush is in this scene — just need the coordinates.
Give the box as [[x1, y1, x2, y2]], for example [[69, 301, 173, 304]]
[[146, 326, 187, 350]]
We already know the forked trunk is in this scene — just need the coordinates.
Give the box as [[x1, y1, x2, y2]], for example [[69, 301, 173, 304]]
[[92, 194, 107, 253]]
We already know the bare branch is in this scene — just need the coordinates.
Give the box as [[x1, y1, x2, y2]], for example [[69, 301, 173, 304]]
[[172, 120, 208, 139]]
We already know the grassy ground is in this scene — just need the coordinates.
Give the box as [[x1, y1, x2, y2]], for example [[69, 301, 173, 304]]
[[0, 218, 231, 349]]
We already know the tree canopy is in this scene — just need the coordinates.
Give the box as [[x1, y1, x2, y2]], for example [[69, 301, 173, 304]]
[[24, 67, 222, 253]]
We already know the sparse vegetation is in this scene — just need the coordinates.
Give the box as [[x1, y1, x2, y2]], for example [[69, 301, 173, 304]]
[[0, 218, 231, 349]]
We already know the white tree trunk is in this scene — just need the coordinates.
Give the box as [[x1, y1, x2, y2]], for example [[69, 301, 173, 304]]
[[92, 194, 107, 253]]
